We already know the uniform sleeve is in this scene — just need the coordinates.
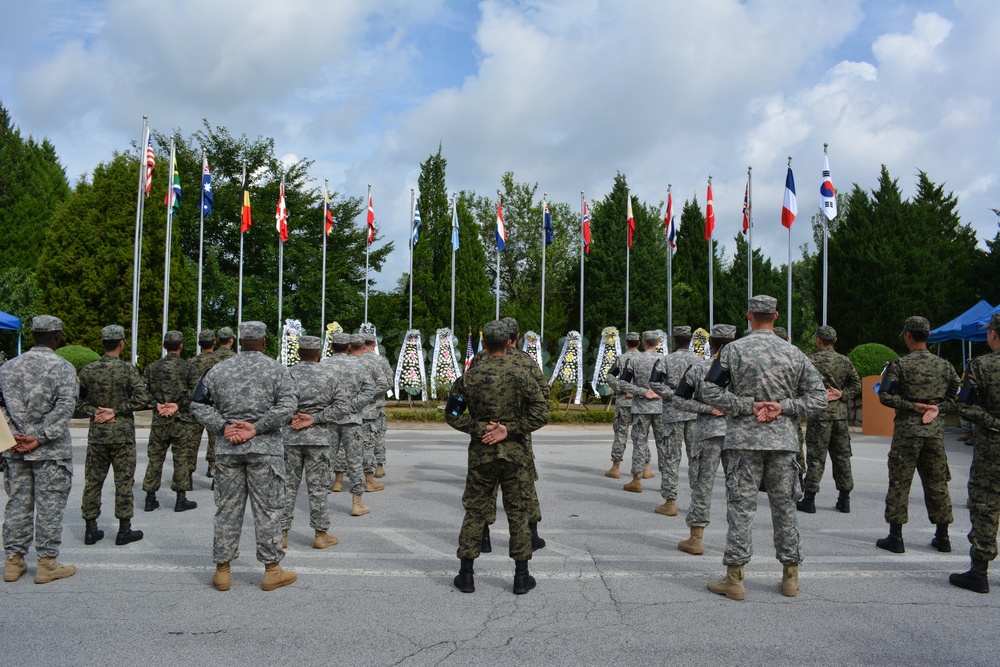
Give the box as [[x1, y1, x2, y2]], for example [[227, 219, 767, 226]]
[[141, 365, 157, 409], [698, 349, 754, 416], [779, 357, 829, 418], [506, 373, 548, 439], [76, 369, 97, 418], [607, 359, 623, 393], [252, 367, 298, 435], [936, 364, 962, 416], [841, 358, 862, 402], [673, 372, 716, 415], [649, 358, 671, 398], [616, 358, 646, 397], [36, 362, 79, 444], [444, 376, 486, 439], [879, 359, 914, 412], [351, 368, 378, 414], [189, 369, 226, 432]]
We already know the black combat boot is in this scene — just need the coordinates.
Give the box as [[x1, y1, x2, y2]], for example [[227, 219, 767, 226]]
[[931, 523, 951, 552], [513, 559, 536, 595], [835, 491, 851, 513], [796, 492, 816, 514], [454, 558, 475, 593], [174, 491, 198, 512], [529, 522, 546, 551], [950, 559, 990, 593], [84, 519, 104, 545], [143, 492, 159, 512], [480, 524, 492, 553], [115, 519, 144, 545], [876, 523, 905, 553]]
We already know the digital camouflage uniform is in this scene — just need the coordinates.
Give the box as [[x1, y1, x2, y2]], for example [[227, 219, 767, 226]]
[[322, 352, 377, 496], [0, 344, 78, 560], [608, 347, 641, 462], [142, 352, 201, 493], [354, 345, 391, 473], [654, 342, 701, 501], [805, 345, 862, 495], [192, 346, 224, 472], [617, 344, 666, 476], [190, 346, 298, 566], [78, 354, 150, 521], [367, 348, 394, 467]]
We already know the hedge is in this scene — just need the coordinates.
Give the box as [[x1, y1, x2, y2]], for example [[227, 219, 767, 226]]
[[848, 343, 899, 378]]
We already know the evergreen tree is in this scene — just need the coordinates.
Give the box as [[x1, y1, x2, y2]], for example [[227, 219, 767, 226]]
[[411, 145, 452, 335]]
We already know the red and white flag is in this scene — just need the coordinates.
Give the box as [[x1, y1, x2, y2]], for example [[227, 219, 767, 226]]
[[143, 130, 155, 197], [820, 154, 836, 220], [275, 181, 288, 242], [366, 191, 375, 245], [782, 167, 797, 229], [665, 191, 676, 250], [626, 195, 635, 248], [582, 198, 591, 254], [704, 181, 715, 240]]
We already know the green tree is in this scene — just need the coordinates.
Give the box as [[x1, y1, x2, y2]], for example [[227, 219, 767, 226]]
[[411, 146, 452, 334]]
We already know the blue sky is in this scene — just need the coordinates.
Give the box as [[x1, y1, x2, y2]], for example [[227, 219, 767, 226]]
[[1, 0, 997, 296]]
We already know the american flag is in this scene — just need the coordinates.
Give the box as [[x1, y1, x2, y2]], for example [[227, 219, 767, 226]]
[[464, 330, 475, 371], [143, 132, 155, 197]]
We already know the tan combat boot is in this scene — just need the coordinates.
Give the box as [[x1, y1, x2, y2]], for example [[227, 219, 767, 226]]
[[34, 557, 76, 584], [331, 471, 344, 493], [707, 564, 745, 601], [313, 530, 339, 549], [642, 463, 656, 479], [261, 562, 296, 591], [604, 461, 621, 479], [212, 562, 231, 591], [655, 498, 678, 516], [365, 471, 384, 492], [351, 494, 370, 517], [374, 464, 386, 479], [678, 526, 705, 555], [4, 554, 26, 582], [281, 530, 288, 549], [623, 474, 643, 493], [782, 564, 799, 597]]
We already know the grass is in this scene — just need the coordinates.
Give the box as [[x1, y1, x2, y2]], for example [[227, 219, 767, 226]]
[[386, 402, 615, 424]]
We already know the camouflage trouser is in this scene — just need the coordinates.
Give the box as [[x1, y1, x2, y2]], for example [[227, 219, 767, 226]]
[[82, 441, 137, 521], [968, 437, 1000, 562], [213, 453, 286, 565], [375, 411, 388, 465], [610, 404, 632, 461], [331, 423, 365, 496], [360, 418, 377, 473], [659, 419, 696, 501], [723, 449, 802, 566], [486, 445, 542, 525], [457, 459, 532, 561], [884, 435, 953, 526], [804, 418, 854, 494], [796, 420, 806, 472], [143, 420, 201, 493], [3, 458, 72, 559], [630, 413, 666, 476], [686, 435, 724, 528], [282, 446, 331, 532], [195, 427, 217, 469]]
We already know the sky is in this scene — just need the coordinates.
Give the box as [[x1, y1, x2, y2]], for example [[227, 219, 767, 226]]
[[2, 0, 998, 293]]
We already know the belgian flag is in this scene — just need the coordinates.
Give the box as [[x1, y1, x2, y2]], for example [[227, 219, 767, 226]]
[[240, 166, 252, 233]]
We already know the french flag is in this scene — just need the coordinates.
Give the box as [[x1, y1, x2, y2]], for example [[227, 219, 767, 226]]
[[495, 199, 506, 251], [782, 166, 797, 229]]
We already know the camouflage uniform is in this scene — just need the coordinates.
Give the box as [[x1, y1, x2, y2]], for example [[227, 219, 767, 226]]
[[0, 331, 79, 560], [364, 339, 395, 467], [654, 333, 701, 501], [700, 313, 827, 567], [78, 352, 150, 521], [322, 350, 377, 496], [805, 343, 862, 495], [607, 342, 641, 462], [617, 341, 666, 476], [353, 337, 389, 473], [142, 348, 201, 494], [190, 328, 298, 566], [192, 336, 224, 473]]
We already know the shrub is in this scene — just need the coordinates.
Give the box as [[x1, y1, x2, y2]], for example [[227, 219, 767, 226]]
[[848, 343, 898, 378], [55, 344, 100, 372]]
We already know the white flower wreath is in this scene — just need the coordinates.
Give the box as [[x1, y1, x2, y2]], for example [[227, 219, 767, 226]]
[[591, 326, 622, 397], [280, 319, 304, 367], [393, 329, 428, 401], [549, 330, 584, 404], [429, 327, 462, 397]]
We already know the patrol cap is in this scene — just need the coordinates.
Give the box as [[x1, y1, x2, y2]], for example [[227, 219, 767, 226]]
[[815, 325, 837, 340], [500, 317, 520, 335], [903, 316, 931, 333], [748, 295, 778, 314], [163, 330, 184, 344], [331, 332, 350, 345], [198, 330, 217, 345], [988, 313, 1000, 331], [483, 320, 508, 347], [673, 326, 692, 338], [298, 335, 322, 351], [239, 321, 267, 340], [710, 324, 737, 339], [642, 330, 659, 342], [363, 332, 377, 344], [101, 324, 125, 341], [349, 334, 365, 346], [774, 327, 788, 340], [625, 331, 640, 342], [217, 326, 235, 340], [32, 315, 63, 333]]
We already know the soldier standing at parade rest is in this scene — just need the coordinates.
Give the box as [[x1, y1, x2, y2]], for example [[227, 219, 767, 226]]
[[670, 323, 736, 555], [363, 332, 394, 479], [605, 332, 642, 480], [876, 316, 960, 554], [616, 331, 666, 493], [651, 325, 701, 516], [699, 296, 827, 600], [191, 321, 298, 591], [1, 315, 79, 584], [77, 324, 149, 546], [324, 332, 377, 516], [446, 320, 549, 595], [799, 325, 862, 514], [349, 333, 389, 492], [141, 331, 201, 513], [192, 329, 221, 478], [214, 327, 237, 362]]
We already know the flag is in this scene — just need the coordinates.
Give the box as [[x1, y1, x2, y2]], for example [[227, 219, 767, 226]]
[[201, 159, 213, 217], [741, 181, 750, 234], [782, 166, 797, 229], [452, 200, 460, 251], [705, 182, 715, 240], [626, 195, 635, 248], [164, 166, 181, 213], [582, 199, 591, 254], [324, 187, 334, 235], [366, 192, 375, 245], [411, 200, 422, 246], [665, 192, 676, 250], [143, 133, 155, 197], [240, 169, 252, 233], [464, 330, 474, 371], [543, 200, 552, 246], [820, 154, 836, 220], [275, 181, 288, 242], [477, 329, 483, 353], [495, 200, 506, 251]]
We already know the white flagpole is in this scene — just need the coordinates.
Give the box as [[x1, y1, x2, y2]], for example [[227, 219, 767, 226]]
[[495, 193, 501, 319], [822, 144, 830, 326], [131, 115, 148, 366], [197, 150, 205, 340], [321, 179, 328, 333], [365, 184, 371, 324], [540, 192, 547, 344], [450, 192, 456, 334], [408, 188, 414, 330], [667, 184, 673, 340], [708, 176, 714, 330], [787, 156, 793, 343], [161, 136, 176, 357], [579, 191, 585, 337], [277, 172, 285, 341], [625, 189, 631, 336], [237, 161, 246, 348]]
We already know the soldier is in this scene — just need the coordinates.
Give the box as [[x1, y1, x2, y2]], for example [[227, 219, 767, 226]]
[[349, 333, 389, 492], [214, 327, 237, 362], [773, 326, 807, 477], [876, 316, 960, 554], [323, 333, 377, 516], [77, 324, 149, 546], [652, 325, 701, 516], [362, 332, 394, 479], [671, 324, 736, 555], [699, 296, 827, 600], [799, 325, 862, 514], [1, 315, 78, 584], [141, 331, 201, 513], [446, 320, 548, 595], [192, 329, 221, 478], [605, 332, 641, 479], [190, 321, 298, 592], [616, 331, 667, 493]]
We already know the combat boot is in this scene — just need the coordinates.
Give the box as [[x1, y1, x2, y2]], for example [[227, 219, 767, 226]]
[[950, 559, 990, 594], [623, 474, 643, 493], [212, 562, 231, 591], [836, 491, 851, 513], [642, 463, 656, 479], [513, 559, 536, 595], [481, 524, 492, 553], [932, 523, 951, 553], [707, 564, 745, 600], [34, 557, 76, 584], [4, 554, 26, 582], [782, 564, 800, 597], [281, 530, 288, 549], [313, 530, 339, 549], [454, 558, 475, 593], [604, 461, 621, 479], [261, 562, 296, 591], [796, 492, 816, 514], [206, 464, 214, 478], [365, 471, 384, 492], [84, 519, 104, 545], [115, 519, 143, 545], [529, 522, 546, 551], [351, 494, 370, 516], [174, 491, 197, 512], [876, 523, 905, 553], [678, 526, 705, 555], [331, 471, 344, 492], [144, 491, 159, 512], [375, 463, 386, 478], [655, 499, 678, 516]]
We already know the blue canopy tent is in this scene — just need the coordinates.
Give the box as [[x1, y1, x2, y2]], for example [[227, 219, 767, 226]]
[[959, 303, 1000, 342], [929, 300, 994, 344], [0, 310, 22, 355]]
